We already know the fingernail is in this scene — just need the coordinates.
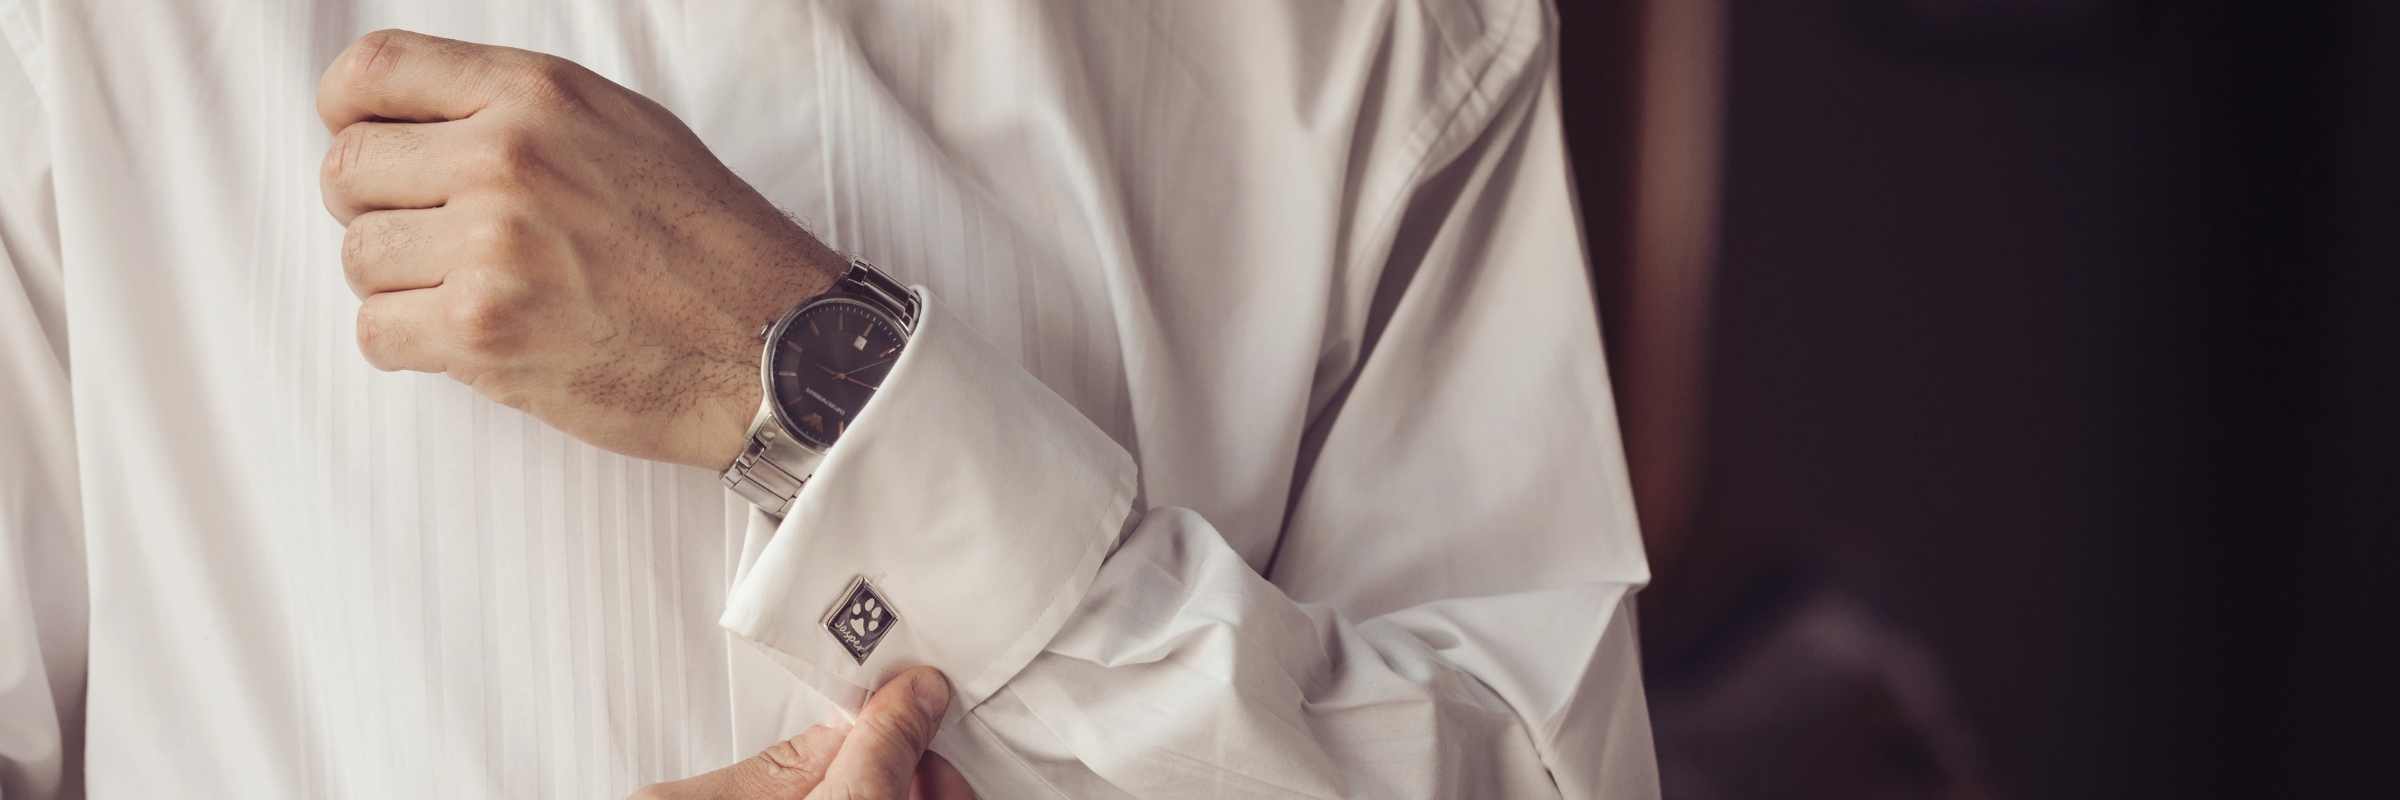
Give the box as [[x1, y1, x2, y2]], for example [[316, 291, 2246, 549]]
[[909, 670, 951, 718]]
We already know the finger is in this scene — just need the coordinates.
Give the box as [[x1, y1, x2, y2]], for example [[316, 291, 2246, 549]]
[[341, 207, 461, 297], [354, 286, 457, 373], [820, 668, 951, 798], [723, 724, 849, 800], [322, 119, 473, 224], [317, 29, 524, 131], [912, 752, 977, 800]]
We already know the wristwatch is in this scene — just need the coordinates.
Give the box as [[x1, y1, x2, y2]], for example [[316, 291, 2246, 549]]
[[722, 257, 920, 515]]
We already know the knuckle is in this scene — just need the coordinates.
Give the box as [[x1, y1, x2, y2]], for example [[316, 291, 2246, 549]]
[[476, 127, 546, 184], [753, 738, 831, 784], [343, 29, 408, 88], [448, 273, 532, 353], [466, 212, 536, 261], [319, 138, 342, 187], [339, 222, 372, 284], [447, 281, 522, 352], [321, 126, 362, 187], [514, 55, 591, 108], [354, 307, 396, 371]]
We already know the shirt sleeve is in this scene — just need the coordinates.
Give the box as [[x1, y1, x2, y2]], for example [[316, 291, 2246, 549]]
[[719, 11, 1657, 799], [0, 9, 89, 798]]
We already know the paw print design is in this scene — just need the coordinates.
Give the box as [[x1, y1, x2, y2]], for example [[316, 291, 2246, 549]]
[[825, 576, 898, 664], [848, 597, 885, 636]]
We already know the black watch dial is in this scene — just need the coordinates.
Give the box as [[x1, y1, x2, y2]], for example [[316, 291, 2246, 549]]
[[768, 299, 907, 450]]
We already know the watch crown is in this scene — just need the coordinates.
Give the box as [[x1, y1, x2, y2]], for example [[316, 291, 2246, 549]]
[[757, 322, 772, 341]]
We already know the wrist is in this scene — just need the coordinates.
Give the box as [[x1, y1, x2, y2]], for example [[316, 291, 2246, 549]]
[[685, 222, 846, 470], [687, 375, 762, 471], [711, 257, 917, 510]]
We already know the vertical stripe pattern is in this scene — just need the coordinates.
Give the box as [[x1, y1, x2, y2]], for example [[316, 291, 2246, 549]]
[[62, 1, 1140, 796]]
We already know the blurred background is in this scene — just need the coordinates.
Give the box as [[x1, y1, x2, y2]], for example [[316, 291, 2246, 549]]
[[1551, 1, 2394, 797]]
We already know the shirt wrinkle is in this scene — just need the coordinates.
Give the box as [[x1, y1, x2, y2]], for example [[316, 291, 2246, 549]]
[[0, 3, 1655, 797]]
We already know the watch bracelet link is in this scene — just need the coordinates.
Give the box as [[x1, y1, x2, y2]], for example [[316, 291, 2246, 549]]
[[724, 434, 810, 515], [721, 257, 918, 514], [836, 257, 921, 336]]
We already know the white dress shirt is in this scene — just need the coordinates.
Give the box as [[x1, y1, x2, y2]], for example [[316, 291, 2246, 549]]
[[0, 1, 1656, 797]]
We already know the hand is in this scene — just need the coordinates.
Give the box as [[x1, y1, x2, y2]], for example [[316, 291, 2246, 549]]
[[317, 29, 845, 469], [631, 667, 976, 800]]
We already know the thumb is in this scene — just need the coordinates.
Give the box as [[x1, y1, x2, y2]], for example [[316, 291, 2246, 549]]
[[717, 724, 849, 799], [629, 724, 849, 800], [815, 667, 952, 798]]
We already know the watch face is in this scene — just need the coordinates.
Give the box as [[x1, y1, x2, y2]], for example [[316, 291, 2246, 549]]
[[768, 299, 907, 450]]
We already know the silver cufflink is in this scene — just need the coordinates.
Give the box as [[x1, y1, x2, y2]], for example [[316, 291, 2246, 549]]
[[823, 575, 898, 664]]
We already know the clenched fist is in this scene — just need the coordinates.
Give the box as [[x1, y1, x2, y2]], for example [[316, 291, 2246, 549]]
[[318, 29, 842, 469]]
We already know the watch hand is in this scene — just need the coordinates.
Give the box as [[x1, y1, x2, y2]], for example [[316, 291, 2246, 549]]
[[844, 352, 900, 376], [815, 361, 885, 391]]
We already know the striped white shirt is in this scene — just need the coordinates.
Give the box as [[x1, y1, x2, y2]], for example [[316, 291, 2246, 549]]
[[0, 1, 1655, 796]]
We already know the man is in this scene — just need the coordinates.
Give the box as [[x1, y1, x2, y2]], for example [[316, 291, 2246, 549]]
[[0, 1, 1654, 797]]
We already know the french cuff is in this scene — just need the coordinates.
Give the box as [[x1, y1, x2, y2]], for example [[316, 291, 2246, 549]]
[[719, 286, 1138, 720]]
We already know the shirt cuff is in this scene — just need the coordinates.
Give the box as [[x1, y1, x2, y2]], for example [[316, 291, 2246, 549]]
[[719, 286, 1138, 719]]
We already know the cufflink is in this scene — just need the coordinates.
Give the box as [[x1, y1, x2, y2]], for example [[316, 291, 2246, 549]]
[[824, 575, 898, 664]]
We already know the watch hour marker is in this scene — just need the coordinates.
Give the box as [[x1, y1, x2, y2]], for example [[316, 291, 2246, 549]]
[[775, 369, 798, 377]]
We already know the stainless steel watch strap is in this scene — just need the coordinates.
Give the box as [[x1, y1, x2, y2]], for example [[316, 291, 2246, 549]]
[[721, 258, 918, 514], [722, 402, 821, 515], [835, 257, 921, 335]]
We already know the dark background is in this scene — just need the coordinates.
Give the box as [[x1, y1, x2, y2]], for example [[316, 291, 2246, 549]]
[[1554, 1, 2394, 796]]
